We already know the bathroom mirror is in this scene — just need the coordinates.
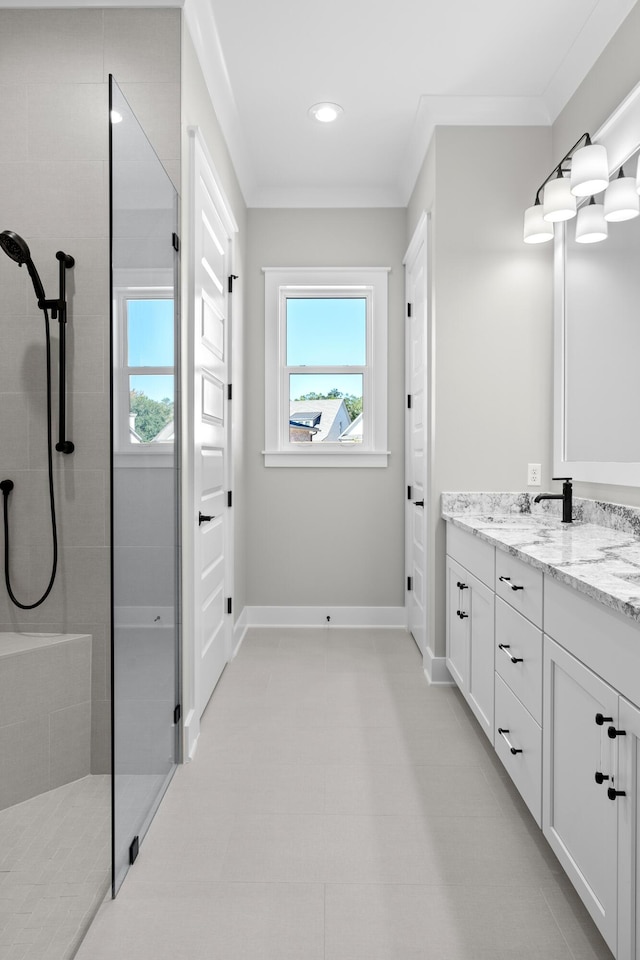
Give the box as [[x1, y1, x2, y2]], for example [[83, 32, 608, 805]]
[[554, 81, 640, 485]]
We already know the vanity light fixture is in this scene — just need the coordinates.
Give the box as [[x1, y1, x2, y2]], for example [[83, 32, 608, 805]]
[[524, 132, 610, 244], [523, 200, 555, 243], [604, 167, 639, 221], [543, 170, 577, 222], [575, 196, 608, 243], [308, 102, 343, 123]]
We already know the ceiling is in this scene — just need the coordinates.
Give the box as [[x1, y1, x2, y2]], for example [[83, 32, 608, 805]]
[[2, 0, 637, 206], [185, 0, 637, 207]]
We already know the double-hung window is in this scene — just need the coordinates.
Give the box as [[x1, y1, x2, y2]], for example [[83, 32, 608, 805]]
[[263, 267, 389, 467], [114, 288, 175, 457]]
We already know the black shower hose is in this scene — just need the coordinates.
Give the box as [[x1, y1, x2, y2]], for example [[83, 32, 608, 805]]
[[2, 306, 58, 608]]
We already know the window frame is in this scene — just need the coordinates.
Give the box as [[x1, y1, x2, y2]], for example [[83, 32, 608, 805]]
[[113, 283, 175, 462], [263, 267, 389, 467]]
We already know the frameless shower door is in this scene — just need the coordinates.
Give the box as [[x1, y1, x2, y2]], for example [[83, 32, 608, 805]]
[[109, 77, 180, 894]]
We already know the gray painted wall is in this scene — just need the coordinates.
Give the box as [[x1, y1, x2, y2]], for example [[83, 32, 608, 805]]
[[0, 7, 181, 773], [245, 208, 406, 608], [408, 126, 554, 658]]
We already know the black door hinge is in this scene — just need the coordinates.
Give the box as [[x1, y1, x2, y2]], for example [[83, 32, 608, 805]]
[[407, 303, 412, 317], [227, 491, 233, 508], [129, 836, 139, 865], [227, 597, 233, 615], [407, 576, 413, 592], [407, 485, 412, 501], [228, 274, 238, 293], [173, 704, 181, 725], [407, 394, 412, 409], [172, 233, 180, 252], [228, 383, 233, 401]]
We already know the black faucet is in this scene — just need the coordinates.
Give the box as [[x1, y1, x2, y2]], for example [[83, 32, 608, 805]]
[[534, 477, 573, 523]]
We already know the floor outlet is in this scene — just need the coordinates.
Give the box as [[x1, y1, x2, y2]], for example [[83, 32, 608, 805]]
[[527, 463, 541, 486]]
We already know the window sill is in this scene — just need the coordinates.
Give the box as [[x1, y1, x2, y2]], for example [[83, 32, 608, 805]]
[[263, 449, 389, 468], [114, 450, 175, 469]]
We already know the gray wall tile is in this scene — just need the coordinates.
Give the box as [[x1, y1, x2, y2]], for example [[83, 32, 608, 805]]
[[50, 700, 92, 788], [0, 717, 49, 809]]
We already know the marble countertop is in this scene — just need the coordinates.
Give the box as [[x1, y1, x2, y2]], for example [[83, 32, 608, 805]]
[[442, 493, 640, 624]]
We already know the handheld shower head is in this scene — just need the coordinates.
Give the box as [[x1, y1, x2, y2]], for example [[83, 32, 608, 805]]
[[0, 230, 46, 305]]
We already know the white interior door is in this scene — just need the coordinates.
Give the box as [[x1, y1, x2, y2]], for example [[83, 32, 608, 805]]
[[405, 215, 428, 655], [191, 133, 235, 724]]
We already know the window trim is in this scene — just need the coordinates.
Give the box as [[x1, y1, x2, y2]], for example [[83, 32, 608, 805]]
[[263, 267, 390, 468], [113, 284, 175, 462]]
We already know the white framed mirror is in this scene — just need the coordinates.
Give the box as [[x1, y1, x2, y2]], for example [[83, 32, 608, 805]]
[[554, 80, 640, 485]]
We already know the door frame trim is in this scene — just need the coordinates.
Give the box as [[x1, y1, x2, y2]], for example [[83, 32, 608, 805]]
[[404, 211, 432, 657], [183, 127, 238, 760]]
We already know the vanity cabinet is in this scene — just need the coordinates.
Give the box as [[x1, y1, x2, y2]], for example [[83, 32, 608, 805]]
[[445, 515, 640, 960], [543, 637, 619, 951], [445, 527, 495, 742]]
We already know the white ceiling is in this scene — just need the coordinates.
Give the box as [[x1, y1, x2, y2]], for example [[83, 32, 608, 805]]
[[185, 0, 638, 207], [2, 0, 637, 206]]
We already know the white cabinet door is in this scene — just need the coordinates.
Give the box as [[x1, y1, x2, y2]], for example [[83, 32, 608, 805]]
[[618, 696, 640, 960], [446, 556, 468, 691], [446, 555, 494, 742], [543, 637, 619, 953]]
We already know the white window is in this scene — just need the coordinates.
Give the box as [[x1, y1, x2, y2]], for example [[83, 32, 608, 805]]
[[113, 286, 175, 460], [263, 267, 389, 467]]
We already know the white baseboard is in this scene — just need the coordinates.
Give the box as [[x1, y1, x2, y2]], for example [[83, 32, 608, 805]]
[[423, 647, 453, 685], [232, 607, 249, 657], [183, 708, 199, 761], [242, 605, 406, 628]]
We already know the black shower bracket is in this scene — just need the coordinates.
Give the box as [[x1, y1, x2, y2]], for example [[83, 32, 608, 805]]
[[40, 250, 75, 455]]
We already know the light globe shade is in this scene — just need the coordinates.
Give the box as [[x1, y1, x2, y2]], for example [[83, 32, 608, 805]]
[[604, 175, 639, 221], [570, 143, 609, 196], [575, 200, 608, 243], [523, 204, 554, 243], [543, 177, 577, 221]]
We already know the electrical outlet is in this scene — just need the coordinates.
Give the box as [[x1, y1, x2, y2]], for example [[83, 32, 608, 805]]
[[527, 463, 541, 486]]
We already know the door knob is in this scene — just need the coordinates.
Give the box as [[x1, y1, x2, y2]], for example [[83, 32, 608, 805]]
[[198, 512, 215, 525]]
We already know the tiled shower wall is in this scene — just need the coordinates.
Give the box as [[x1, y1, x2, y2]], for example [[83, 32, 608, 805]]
[[0, 8, 181, 773]]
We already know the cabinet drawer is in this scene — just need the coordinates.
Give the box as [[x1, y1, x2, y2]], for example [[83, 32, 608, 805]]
[[494, 674, 542, 826], [495, 598, 542, 724], [447, 524, 494, 588], [495, 551, 542, 627]]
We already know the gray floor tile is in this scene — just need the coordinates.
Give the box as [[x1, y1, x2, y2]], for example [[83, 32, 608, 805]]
[[325, 883, 580, 960]]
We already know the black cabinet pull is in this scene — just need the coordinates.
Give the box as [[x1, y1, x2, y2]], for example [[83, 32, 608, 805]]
[[413, 500, 424, 507], [456, 581, 468, 590], [498, 643, 523, 664], [607, 726, 626, 739], [594, 772, 610, 784], [498, 576, 524, 592], [198, 512, 215, 525], [595, 713, 613, 726], [608, 787, 626, 800], [498, 728, 523, 755], [457, 610, 469, 620]]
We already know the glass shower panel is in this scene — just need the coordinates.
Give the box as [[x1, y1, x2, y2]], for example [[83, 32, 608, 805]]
[[109, 77, 180, 895]]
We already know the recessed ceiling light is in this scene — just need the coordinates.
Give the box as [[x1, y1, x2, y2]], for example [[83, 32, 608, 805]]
[[308, 102, 343, 123]]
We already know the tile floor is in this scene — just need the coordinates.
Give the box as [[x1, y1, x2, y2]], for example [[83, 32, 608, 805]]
[[76, 627, 614, 960], [0, 775, 111, 960]]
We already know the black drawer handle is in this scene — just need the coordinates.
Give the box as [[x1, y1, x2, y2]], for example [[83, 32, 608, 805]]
[[499, 576, 524, 592], [595, 771, 610, 784], [608, 787, 626, 801], [607, 726, 626, 739], [198, 512, 216, 526], [498, 728, 523, 755], [456, 610, 469, 619], [456, 581, 468, 590], [498, 643, 523, 664], [595, 713, 613, 726]]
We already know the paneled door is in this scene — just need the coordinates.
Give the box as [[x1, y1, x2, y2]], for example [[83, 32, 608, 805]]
[[188, 131, 237, 742], [405, 214, 429, 655]]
